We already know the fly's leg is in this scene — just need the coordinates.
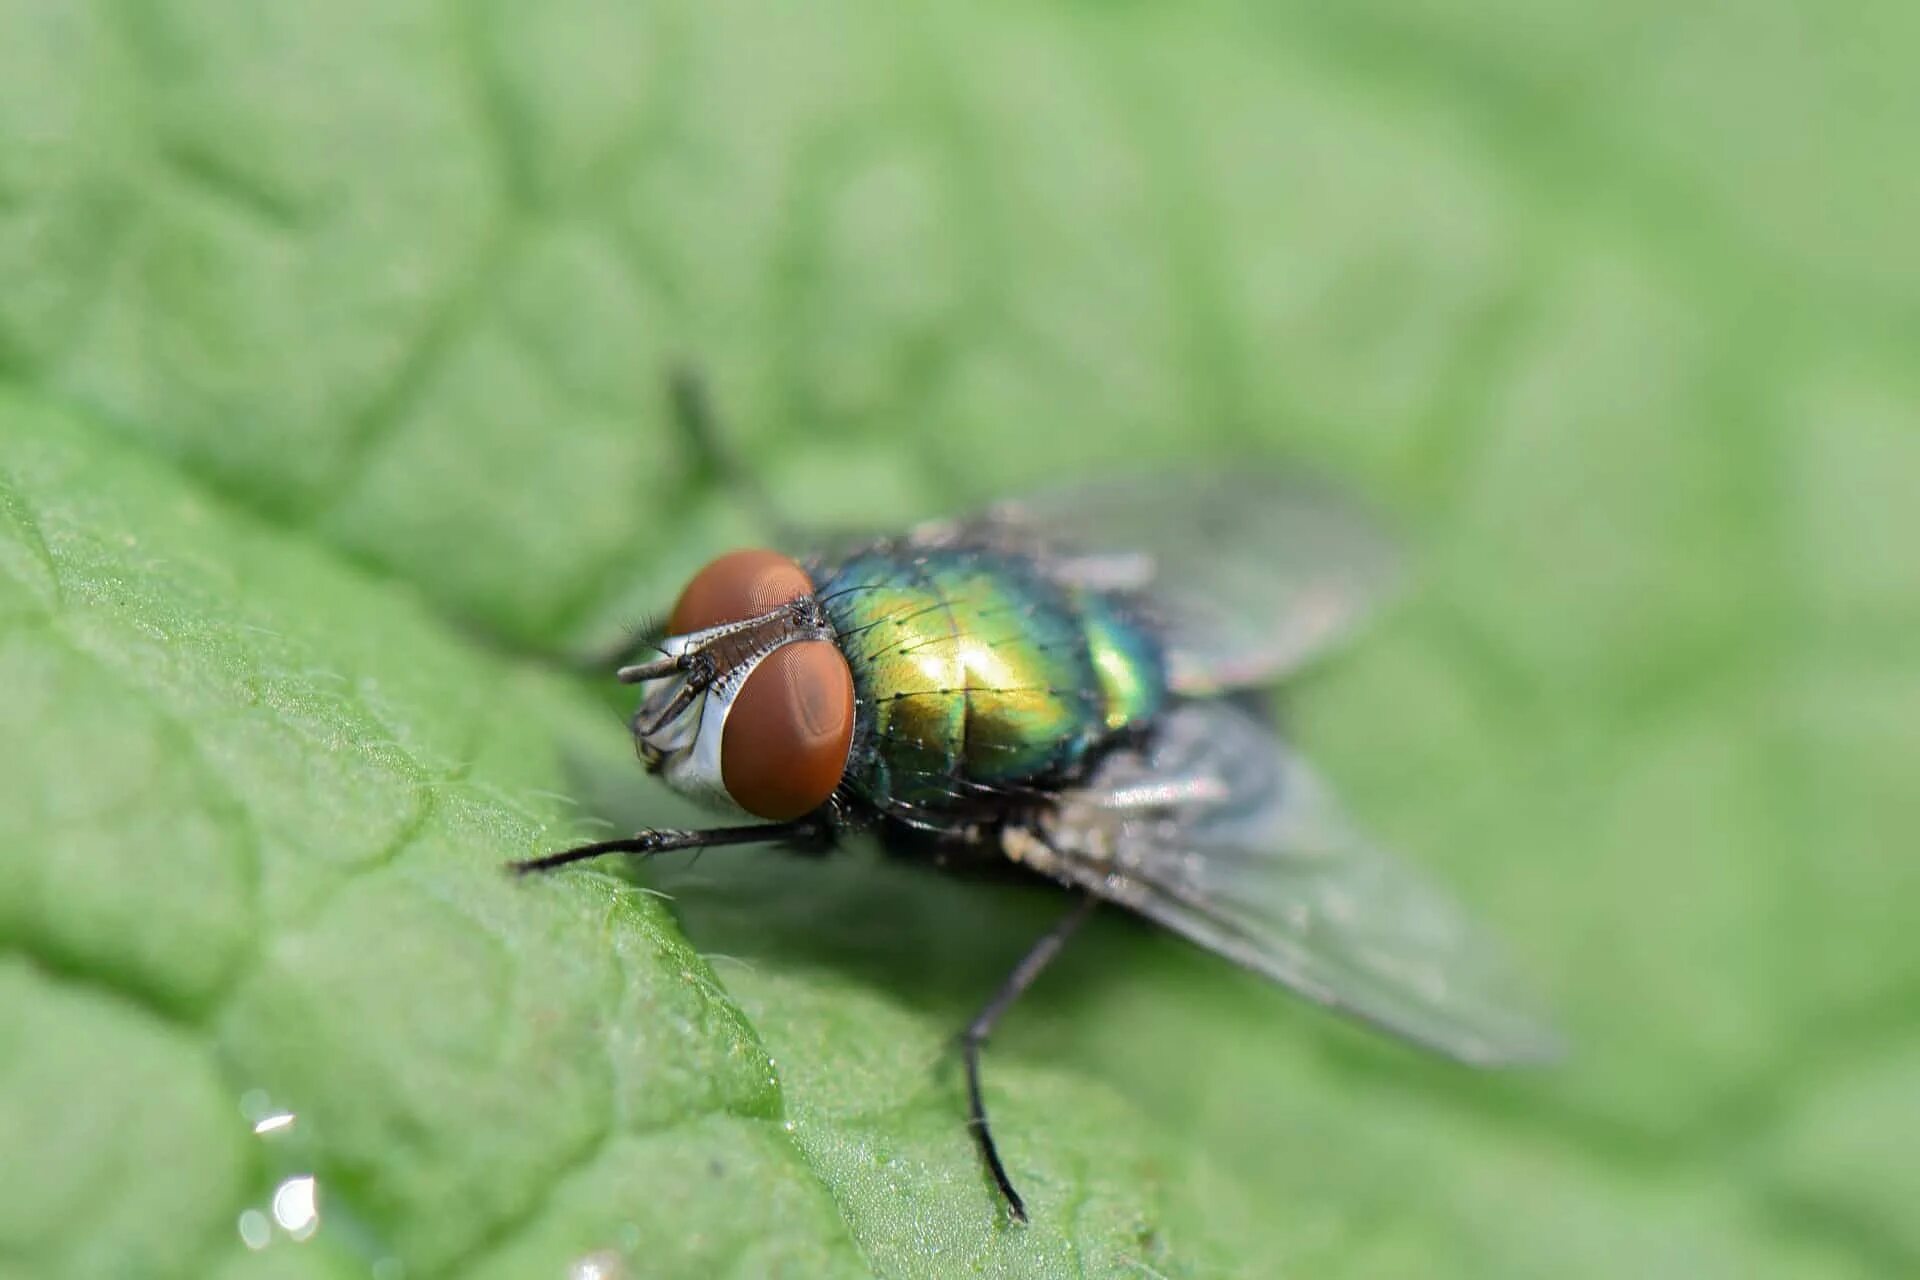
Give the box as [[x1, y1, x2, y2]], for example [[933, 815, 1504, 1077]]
[[962, 892, 1098, 1223], [668, 363, 799, 544], [576, 365, 795, 675], [509, 817, 829, 875]]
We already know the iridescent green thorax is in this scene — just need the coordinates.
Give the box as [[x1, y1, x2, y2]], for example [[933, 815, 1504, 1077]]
[[812, 544, 1166, 812]]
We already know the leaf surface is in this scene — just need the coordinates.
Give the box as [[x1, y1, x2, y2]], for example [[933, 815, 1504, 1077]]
[[1, 1, 1915, 1276]]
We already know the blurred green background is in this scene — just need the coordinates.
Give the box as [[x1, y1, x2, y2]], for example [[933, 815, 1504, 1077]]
[[2, 1, 1916, 1277]]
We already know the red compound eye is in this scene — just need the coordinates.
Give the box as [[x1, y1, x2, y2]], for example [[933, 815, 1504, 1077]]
[[669, 548, 815, 633], [666, 549, 854, 819], [722, 641, 855, 819]]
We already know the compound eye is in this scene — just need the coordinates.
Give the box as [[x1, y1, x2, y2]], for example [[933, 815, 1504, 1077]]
[[669, 549, 814, 634], [721, 641, 855, 820]]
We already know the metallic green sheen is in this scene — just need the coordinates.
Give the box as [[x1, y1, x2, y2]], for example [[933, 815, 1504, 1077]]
[[1080, 595, 1167, 732], [813, 544, 1166, 812]]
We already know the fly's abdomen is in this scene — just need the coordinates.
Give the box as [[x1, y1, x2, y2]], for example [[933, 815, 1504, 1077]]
[[816, 545, 1165, 811], [1081, 593, 1166, 732]]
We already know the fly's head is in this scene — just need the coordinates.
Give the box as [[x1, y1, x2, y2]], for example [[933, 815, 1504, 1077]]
[[623, 549, 856, 821]]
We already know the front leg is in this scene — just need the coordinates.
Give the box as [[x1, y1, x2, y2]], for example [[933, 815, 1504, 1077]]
[[668, 363, 801, 544], [509, 815, 831, 875]]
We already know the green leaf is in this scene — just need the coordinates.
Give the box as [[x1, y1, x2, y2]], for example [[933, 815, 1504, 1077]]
[[1, 1, 1913, 1277]]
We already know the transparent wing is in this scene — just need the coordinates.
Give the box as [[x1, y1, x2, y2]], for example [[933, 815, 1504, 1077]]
[[920, 470, 1400, 693], [1010, 700, 1562, 1065]]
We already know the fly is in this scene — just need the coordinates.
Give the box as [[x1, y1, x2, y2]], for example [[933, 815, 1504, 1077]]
[[513, 372, 1562, 1222]]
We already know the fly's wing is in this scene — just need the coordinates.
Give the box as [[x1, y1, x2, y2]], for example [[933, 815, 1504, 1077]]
[[1010, 700, 1562, 1065], [921, 471, 1400, 693]]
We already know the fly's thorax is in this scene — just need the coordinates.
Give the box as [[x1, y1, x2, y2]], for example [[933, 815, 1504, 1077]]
[[813, 544, 1168, 809]]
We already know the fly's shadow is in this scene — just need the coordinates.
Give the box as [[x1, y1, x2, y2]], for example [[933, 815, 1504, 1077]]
[[557, 741, 1127, 1031]]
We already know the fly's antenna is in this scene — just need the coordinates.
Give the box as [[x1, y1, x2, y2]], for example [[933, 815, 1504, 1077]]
[[634, 651, 717, 735], [616, 655, 684, 684]]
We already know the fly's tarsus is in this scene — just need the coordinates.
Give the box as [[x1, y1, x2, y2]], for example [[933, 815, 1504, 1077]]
[[959, 891, 1098, 1223]]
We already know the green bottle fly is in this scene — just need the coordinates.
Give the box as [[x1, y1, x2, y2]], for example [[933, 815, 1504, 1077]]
[[520, 456, 1561, 1227]]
